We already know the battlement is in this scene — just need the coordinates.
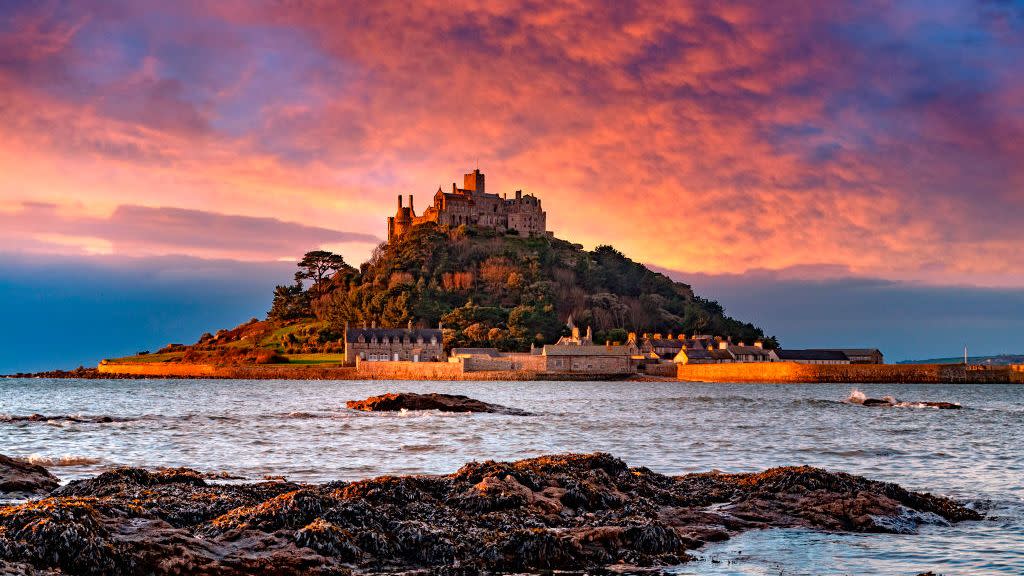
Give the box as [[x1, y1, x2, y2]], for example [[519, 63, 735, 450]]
[[387, 168, 547, 241]]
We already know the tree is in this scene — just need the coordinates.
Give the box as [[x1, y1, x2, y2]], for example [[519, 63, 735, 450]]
[[295, 250, 354, 296], [268, 282, 311, 321]]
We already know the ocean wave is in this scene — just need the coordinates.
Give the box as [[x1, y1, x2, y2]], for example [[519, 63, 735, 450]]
[[23, 454, 102, 467], [400, 443, 439, 452], [0, 414, 134, 424]]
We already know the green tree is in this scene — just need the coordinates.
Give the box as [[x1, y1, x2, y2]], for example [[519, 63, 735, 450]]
[[267, 282, 311, 321], [295, 250, 355, 296]]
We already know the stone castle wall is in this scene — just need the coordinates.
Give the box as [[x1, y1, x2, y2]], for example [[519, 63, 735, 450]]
[[677, 362, 1024, 383]]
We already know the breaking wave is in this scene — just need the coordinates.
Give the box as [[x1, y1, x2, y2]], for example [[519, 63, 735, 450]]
[[23, 455, 102, 467]]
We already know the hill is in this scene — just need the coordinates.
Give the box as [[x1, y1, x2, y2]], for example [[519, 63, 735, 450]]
[[112, 223, 774, 364], [898, 354, 1024, 366]]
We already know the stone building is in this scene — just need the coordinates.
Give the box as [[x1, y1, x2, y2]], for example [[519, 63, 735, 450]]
[[344, 324, 443, 364], [673, 348, 715, 364], [387, 169, 547, 241], [639, 334, 687, 359], [542, 344, 635, 374], [555, 315, 593, 346]]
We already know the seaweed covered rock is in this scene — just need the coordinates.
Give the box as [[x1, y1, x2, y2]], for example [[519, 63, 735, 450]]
[[346, 392, 531, 415], [0, 455, 59, 497], [0, 454, 980, 575]]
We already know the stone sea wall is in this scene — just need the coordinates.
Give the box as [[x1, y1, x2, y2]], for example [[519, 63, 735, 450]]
[[677, 362, 1024, 383], [356, 359, 464, 379], [458, 354, 547, 372], [642, 363, 679, 377], [98, 362, 358, 380]]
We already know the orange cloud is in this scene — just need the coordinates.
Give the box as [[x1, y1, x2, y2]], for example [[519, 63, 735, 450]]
[[0, 1, 1021, 285]]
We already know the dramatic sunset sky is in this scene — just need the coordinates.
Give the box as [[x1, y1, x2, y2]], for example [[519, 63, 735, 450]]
[[2, 1, 1023, 371]]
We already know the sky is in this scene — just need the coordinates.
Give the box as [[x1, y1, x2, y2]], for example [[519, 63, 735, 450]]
[[1, 1, 1023, 371]]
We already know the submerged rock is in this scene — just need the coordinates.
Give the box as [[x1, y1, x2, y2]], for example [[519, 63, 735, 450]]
[[0, 454, 59, 497], [346, 392, 532, 415], [0, 453, 980, 575]]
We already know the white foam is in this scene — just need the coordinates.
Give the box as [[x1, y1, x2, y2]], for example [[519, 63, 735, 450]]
[[24, 455, 102, 467]]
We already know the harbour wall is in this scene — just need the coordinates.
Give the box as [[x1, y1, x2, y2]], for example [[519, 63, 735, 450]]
[[676, 362, 1024, 383], [98, 362, 358, 380], [97, 359, 630, 381]]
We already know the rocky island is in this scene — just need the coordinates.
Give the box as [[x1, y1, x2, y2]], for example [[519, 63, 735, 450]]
[[346, 392, 533, 415], [0, 452, 980, 574]]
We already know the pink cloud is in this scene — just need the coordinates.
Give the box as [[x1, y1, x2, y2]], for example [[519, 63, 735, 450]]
[[0, 1, 1021, 285], [0, 202, 379, 261]]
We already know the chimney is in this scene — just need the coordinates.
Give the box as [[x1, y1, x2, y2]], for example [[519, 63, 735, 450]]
[[515, 190, 522, 201], [719, 340, 728, 350], [667, 333, 673, 340], [754, 340, 763, 349], [606, 340, 612, 350], [371, 320, 377, 329], [397, 195, 403, 209], [737, 341, 745, 347], [586, 326, 592, 341], [654, 333, 662, 340], [407, 319, 413, 331], [408, 195, 414, 212], [679, 333, 687, 341]]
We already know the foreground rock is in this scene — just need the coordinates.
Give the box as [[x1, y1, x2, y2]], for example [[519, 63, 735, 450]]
[[846, 390, 962, 409], [0, 453, 979, 575], [0, 455, 59, 497], [346, 392, 532, 415]]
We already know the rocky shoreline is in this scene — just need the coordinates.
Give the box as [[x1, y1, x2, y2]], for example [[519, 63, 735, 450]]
[[0, 452, 980, 575]]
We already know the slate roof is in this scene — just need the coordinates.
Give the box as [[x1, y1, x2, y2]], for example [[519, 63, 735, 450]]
[[709, 349, 734, 361], [835, 348, 883, 356], [647, 339, 685, 350], [345, 328, 441, 344], [678, 348, 712, 359], [776, 349, 849, 361], [727, 345, 774, 357]]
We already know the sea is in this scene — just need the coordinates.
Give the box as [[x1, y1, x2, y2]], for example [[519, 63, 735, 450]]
[[1, 378, 1021, 575]]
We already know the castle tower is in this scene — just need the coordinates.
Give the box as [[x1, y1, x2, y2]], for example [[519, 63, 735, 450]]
[[388, 195, 414, 242], [463, 169, 485, 194]]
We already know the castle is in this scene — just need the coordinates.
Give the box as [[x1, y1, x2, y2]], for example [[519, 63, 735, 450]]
[[387, 169, 547, 241]]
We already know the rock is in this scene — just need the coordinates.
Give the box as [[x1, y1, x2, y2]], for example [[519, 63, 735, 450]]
[[847, 391, 962, 409], [919, 402, 961, 410], [0, 454, 59, 497], [346, 392, 532, 415], [0, 453, 980, 575]]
